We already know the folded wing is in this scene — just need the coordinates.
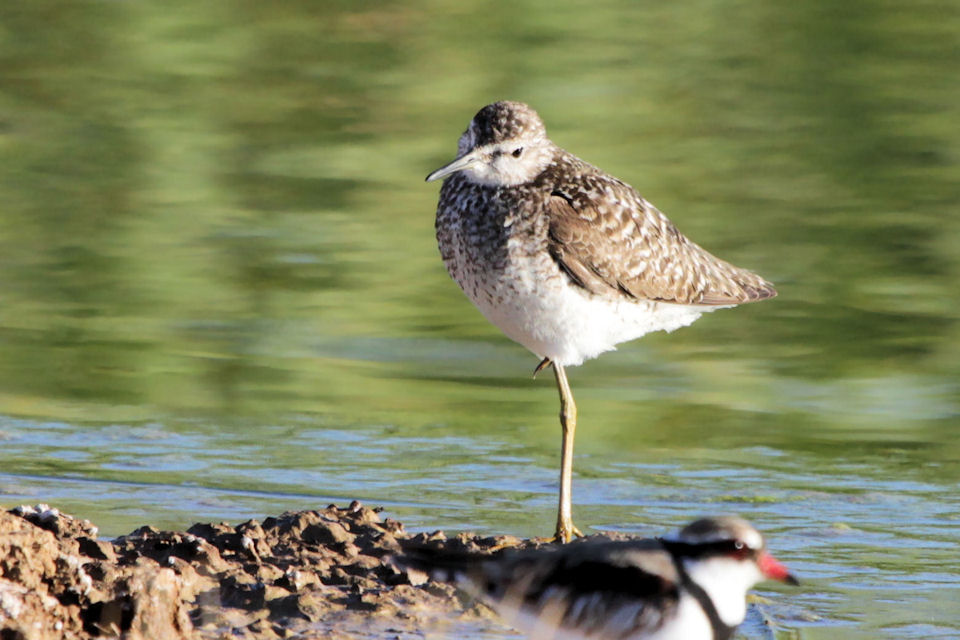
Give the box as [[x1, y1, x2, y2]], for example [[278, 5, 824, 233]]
[[545, 176, 777, 306]]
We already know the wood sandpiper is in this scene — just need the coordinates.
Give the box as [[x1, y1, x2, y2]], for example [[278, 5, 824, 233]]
[[427, 101, 777, 543]]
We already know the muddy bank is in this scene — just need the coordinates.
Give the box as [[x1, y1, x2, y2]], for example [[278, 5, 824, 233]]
[[0, 502, 532, 639]]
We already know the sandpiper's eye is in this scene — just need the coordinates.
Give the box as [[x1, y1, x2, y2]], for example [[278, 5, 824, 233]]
[[512, 147, 523, 158], [735, 541, 744, 550]]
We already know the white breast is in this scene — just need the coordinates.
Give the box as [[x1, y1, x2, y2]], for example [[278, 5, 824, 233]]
[[640, 594, 714, 640]]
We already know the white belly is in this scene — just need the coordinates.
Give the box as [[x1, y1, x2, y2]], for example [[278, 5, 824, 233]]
[[641, 595, 715, 640], [460, 257, 712, 367], [493, 592, 714, 640]]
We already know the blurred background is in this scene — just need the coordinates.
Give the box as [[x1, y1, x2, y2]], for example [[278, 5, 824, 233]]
[[0, 1, 957, 638]]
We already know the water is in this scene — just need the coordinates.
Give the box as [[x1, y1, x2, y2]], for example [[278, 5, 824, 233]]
[[0, 1, 958, 638]]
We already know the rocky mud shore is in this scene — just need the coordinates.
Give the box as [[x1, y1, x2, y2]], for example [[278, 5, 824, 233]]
[[0, 502, 532, 640]]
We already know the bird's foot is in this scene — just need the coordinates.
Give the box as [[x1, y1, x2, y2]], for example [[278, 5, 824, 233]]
[[550, 520, 585, 544]]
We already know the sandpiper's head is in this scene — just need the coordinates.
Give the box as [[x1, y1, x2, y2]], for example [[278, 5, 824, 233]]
[[665, 516, 798, 627], [426, 101, 554, 187]]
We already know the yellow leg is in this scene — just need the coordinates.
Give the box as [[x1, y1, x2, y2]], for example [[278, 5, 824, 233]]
[[553, 363, 584, 543]]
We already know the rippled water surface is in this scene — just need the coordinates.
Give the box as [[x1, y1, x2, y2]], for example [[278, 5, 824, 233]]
[[1, 2, 958, 638]]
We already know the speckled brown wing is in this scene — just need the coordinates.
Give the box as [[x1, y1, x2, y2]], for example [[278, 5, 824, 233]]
[[544, 174, 777, 305]]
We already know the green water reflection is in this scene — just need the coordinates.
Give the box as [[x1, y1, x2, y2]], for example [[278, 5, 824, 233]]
[[0, 1, 958, 638]]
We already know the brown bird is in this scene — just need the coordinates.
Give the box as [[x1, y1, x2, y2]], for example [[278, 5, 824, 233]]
[[427, 101, 776, 542]]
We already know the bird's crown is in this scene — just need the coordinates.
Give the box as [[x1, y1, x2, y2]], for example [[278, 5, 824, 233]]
[[469, 101, 547, 147]]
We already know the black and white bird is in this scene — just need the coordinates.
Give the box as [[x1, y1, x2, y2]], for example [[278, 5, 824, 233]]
[[396, 516, 797, 640]]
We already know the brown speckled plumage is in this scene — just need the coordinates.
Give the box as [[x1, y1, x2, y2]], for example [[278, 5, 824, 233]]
[[427, 101, 777, 542], [432, 101, 775, 367], [543, 169, 777, 306], [468, 100, 548, 148]]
